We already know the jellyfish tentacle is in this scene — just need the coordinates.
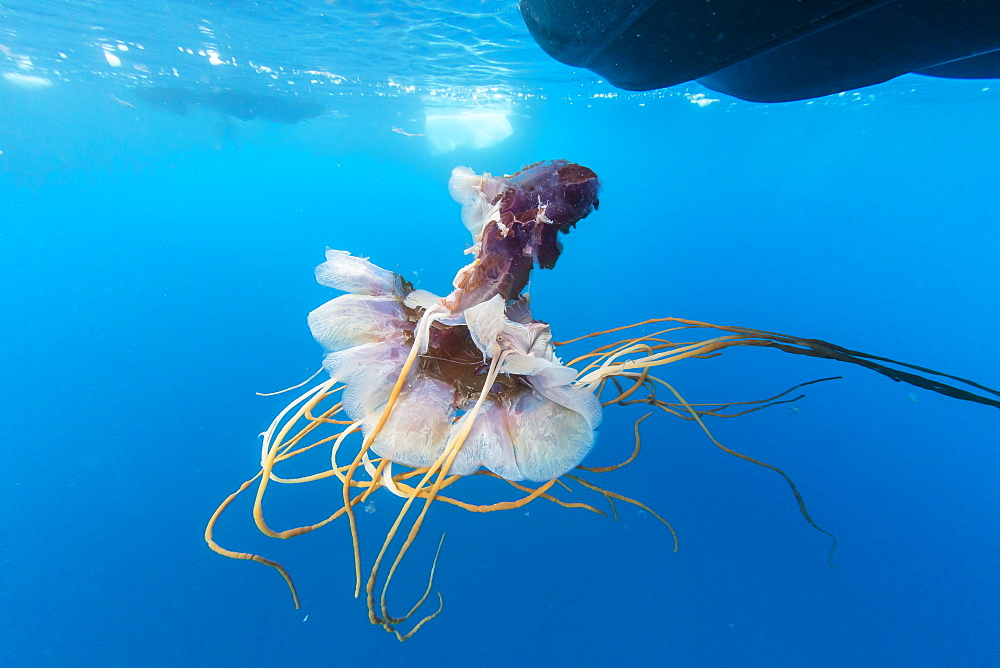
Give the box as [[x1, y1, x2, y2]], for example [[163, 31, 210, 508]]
[[563, 411, 678, 547], [205, 471, 302, 609], [276, 403, 349, 461], [568, 327, 704, 370], [380, 533, 447, 631], [666, 377, 838, 410], [369, 349, 508, 632], [650, 375, 838, 566], [384, 465, 463, 499], [668, 377, 841, 419], [253, 378, 340, 538], [606, 495, 619, 521], [207, 381, 378, 612], [731, 335, 1000, 409], [564, 316, 1000, 408], [394, 477, 565, 513], [268, 469, 340, 485], [340, 304, 449, 598], [330, 420, 365, 484], [253, 385, 374, 539], [304, 394, 355, 426], [258, 483, 368, 540], [470, 474, 606, 514], [209, 160, 1000, 641], [386, 594, 444, 642], [555, 318, 707, 347], [609, 373, 841, 419], [360, 451, 379, 479], [600, 368, 651, 407], [565, 474, 680, 552], [577, 412, 650, 473], [359, 458, 391, 504], [255, 367, 325, 397], [575, 336, 744, 389], [573, 328, 700, 376], [553, 477, 573, 492], [380, 461, 409, 498], [381, 537, 446, 642], [258, 379, 334, 463]]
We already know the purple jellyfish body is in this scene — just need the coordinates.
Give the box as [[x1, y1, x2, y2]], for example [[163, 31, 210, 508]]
[[308, 160, 602, 481]]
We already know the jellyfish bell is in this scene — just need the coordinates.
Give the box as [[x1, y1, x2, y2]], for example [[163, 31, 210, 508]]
[[307, 160, 603, 482], [208, 158, 998, 642]]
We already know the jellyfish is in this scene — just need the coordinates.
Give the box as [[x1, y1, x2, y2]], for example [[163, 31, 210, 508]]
[[206, 160, 999, 641]]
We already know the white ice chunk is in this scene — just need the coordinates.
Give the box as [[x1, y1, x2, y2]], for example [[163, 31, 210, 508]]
[[2, 72, 52, 89], [424, 112, 513, 155]]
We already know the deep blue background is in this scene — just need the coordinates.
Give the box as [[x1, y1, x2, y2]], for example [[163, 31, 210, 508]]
[[2, 76, 998, 665]]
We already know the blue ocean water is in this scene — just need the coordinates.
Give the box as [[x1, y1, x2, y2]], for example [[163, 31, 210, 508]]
[[2, 2, 998, 665]]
